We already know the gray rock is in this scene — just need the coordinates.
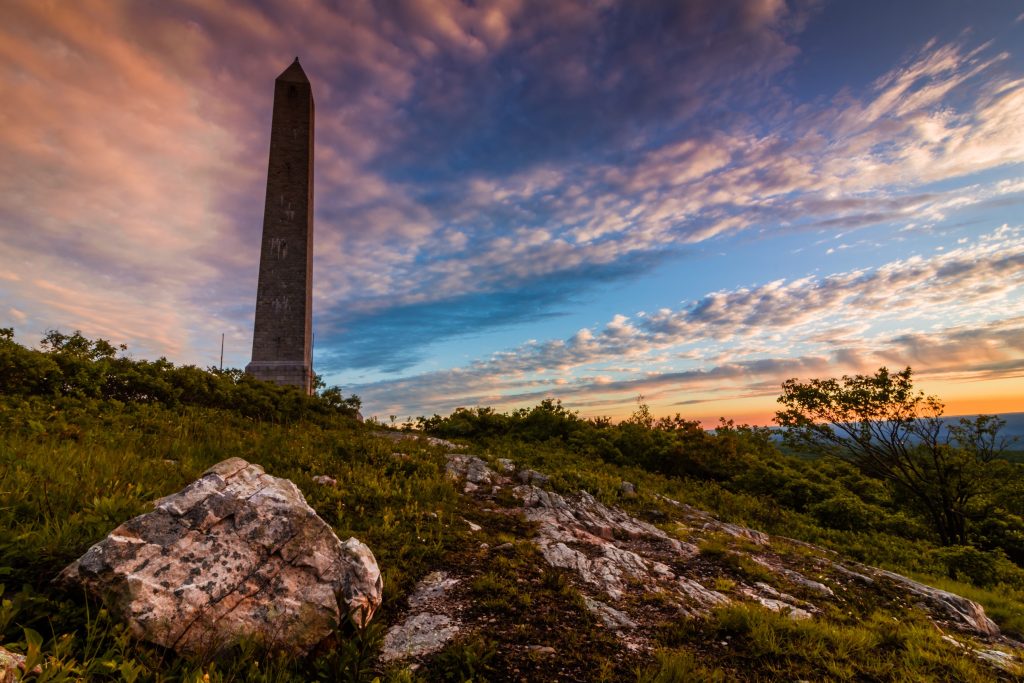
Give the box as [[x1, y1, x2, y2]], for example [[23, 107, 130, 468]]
[[375, 432, 465, 451], [677, 577, 730, 610], [58, 458, 383, 657], [446, 455, 496, 488], [827, 561, 875, 585], [424, 436, 464, 450], [380, 613, 460, 662], [619, 481, 636, 496], [496, 458, 516, 474], [512, 484, 719, 611], [535, 540, 659, 600], [516, 469, 550, 486], [515, 486, 690, 553], [741, 583, 814, 620], [975, 648, 1018, 672], [584, 596, 637, 631], [407, 572, 460, 609], [701, 520, 770, 546], [873, 569, 1000, 637], [312, 474, 337, 486], [751, 556, 834, 597]]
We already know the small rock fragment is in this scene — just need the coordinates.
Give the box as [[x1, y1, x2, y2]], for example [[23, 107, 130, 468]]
[[407, 571, 460, 609], [381, 613, 460, 662], [517, 469, 550, 486], [584, 596, 637, 630], [701, 520, 770, 546], [446, 455, 496, 486], [975, 648, 1018, 672]]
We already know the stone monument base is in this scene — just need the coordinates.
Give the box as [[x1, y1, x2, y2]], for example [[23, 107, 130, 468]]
[[245, 361, 313, 395]]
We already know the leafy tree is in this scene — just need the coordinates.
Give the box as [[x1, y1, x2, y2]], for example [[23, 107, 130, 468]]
[[775, 366, 1015, 546]]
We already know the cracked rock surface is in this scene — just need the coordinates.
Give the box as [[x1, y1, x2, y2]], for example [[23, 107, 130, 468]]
[[58, 458, 383, 657], [381, 572, 463, 662], [382, 446, 1022, 675]]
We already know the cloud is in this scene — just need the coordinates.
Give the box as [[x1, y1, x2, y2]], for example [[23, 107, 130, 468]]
[[1, 1, 1023, 396], [311, 31, 1024, 365], [347, 227, 1024, 417], [317, 248, 670, 373]]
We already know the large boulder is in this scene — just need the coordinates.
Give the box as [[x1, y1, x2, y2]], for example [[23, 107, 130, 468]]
[[58, 458, 382, 657]]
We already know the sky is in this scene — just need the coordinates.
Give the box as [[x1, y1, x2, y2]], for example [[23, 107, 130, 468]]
[[1, 0, 1023, 425]]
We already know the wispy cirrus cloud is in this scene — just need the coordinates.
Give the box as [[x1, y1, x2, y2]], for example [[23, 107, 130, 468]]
[[315, 30, 1024, 368], [0, 1, 1022, 420], [349, 226, 1024, 418]]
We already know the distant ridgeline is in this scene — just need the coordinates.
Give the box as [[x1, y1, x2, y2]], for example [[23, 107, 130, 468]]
[[764, 415, 1024, 452], [0, 328, 360, 422]]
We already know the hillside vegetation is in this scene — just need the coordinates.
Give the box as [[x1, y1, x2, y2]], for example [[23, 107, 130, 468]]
[[1, 330, 1022, 681]]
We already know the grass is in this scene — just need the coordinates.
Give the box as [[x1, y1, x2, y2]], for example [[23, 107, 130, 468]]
[[0, 397, 465, 680], [1, 390, 1022, 680], [905, 573, 1024, 639], [653, 604, 1010, 682]]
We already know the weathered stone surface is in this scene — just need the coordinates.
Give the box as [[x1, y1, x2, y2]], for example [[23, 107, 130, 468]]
[[380, 571, 463, 663], [446, 455, 495, 492], [741, 582, 814, 620], [826, 561, 875, 585], [751, 556, 834, 597], [516, 469, 550, 486], [701, 520, 770, 546], [439, 451, 1016, 661], [677, 577, 730, 610], [58, 458, 383, 657], [407, 572, 460, 609], [381, 613, 460, 662], [0, 646, 38, 682], [312, 474, 337, 486], [377, 431, 465, 451], [512, 484, 721, 610], [975, 648, 1019, 672], [873, 568, 999, 637], [515, 486, 689, 552], [583, 596, 637, 631]]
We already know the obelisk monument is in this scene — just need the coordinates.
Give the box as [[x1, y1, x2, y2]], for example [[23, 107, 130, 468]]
[[245, 58, 314, 393]]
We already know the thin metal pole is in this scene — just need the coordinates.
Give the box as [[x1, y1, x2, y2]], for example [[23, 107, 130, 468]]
[[220, 333, 225, 370]]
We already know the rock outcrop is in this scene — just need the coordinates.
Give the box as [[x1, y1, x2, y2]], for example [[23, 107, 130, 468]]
[[378, 445, 1022, 677], [58, 458, 383, 657], [873, 568, 1000, 636]]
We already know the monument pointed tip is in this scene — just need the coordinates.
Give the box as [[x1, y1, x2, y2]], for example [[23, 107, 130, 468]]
[[277, 58, 309, 84]]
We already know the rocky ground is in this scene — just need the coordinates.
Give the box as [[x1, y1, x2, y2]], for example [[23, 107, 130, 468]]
[[40, 435, 1023, 682], [379, 444, 1023, 680]]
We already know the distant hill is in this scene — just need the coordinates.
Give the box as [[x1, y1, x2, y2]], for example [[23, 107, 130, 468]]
[[765, 412, 1024, 440], [986, 412, 1024, 442]]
